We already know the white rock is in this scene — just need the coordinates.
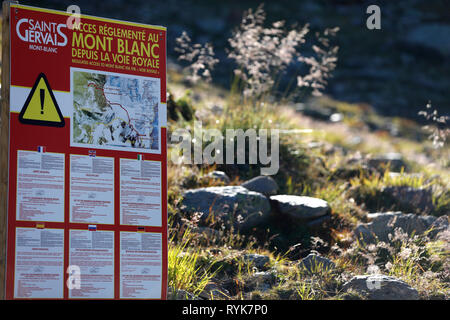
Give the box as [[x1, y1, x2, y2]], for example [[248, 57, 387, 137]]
[[182, 186, 271, 231], [270, 195, 329, 220], [343, 275, 419, 300]]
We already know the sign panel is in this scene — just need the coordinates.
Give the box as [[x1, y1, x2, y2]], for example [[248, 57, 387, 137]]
[[4, 4, 167, 300]]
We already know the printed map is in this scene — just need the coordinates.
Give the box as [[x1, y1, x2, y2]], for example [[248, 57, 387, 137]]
[[72, 70, 160, 151]]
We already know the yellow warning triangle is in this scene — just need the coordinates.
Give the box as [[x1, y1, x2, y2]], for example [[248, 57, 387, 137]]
[[18, 73, 65, 127]]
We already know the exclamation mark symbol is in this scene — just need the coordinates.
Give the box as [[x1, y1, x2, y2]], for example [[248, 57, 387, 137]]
[[40, 89, 45, 115]]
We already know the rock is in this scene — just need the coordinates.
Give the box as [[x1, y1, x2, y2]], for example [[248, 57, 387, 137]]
[[182, 186, 271, 232], [246, 271, 277, 292], [199, 282, 230, 300], [241, 176, 279, 196], [382, 186, 434, 212], [210, 104, 223, 115], [387, 172, 424, 180], [354, 224, 375, 243], [354, 212, 438, 243], [368, 153, 408, 172], [306, 141, 324, 149], [405, 24, 450, 57], [206, 170, 230, 184], [298, 253, 335, 273], [296, 103, 333, 121], [348, 136, 362, 146], [330, 112, 343, 122], [270, 195, 329, 220], [342, 275, 419, 300], [243, 254, 270, 270], [429, 216, 450, 239], [331, 166, 373, 180], [436, 228, 450, 242], [306, 214, 331, 229]]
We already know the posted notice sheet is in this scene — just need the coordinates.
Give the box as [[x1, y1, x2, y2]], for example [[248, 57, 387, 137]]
[[69, 229, 115, 299], [120, 232, 162, 299], [16, 151, 64, 222], [120, 159, 161, 226], [14, 228, 64, 298], [70, 155, 114, 224]]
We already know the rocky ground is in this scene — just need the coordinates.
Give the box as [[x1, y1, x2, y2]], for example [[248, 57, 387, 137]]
[[166, 74, 449, 299], [168, 172, 448, 300]]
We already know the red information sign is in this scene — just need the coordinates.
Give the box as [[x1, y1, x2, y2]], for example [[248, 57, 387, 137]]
[[4, 4, 167, 299]]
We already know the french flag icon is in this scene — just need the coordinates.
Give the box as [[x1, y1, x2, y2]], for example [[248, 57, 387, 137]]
[[37, 146, 45, 153]]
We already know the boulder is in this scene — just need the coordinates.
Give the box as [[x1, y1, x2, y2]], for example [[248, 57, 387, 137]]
[[241, 175, 279, 196], [206, 170, 230, 184], [270, 195, 329, 220], [182, 186, 271, 232], [436, 228, 450, 242], [354, 212, 437, 243], [429, 216, 450, 239], [296, 103, 333, 121], [243, 254, 270, 270], [210, 104, 223, 115], [199, 282, 230, 300], [368, 153, 408, 172], [298, 253, 335, 273], [382, 186, 434, 212], [246, 271, 277, 292], [342, 275, 419, 300], [306, 214, 331, 229]]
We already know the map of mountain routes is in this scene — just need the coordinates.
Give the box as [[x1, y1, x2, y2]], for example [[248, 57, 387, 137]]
[[72, 70, 160, 151]]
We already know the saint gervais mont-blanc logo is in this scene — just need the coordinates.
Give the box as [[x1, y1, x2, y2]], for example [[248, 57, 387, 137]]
[[16, 18, 68, 47]]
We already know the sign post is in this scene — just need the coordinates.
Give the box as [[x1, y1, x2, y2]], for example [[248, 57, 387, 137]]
[[1, 2, 167, 300]]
